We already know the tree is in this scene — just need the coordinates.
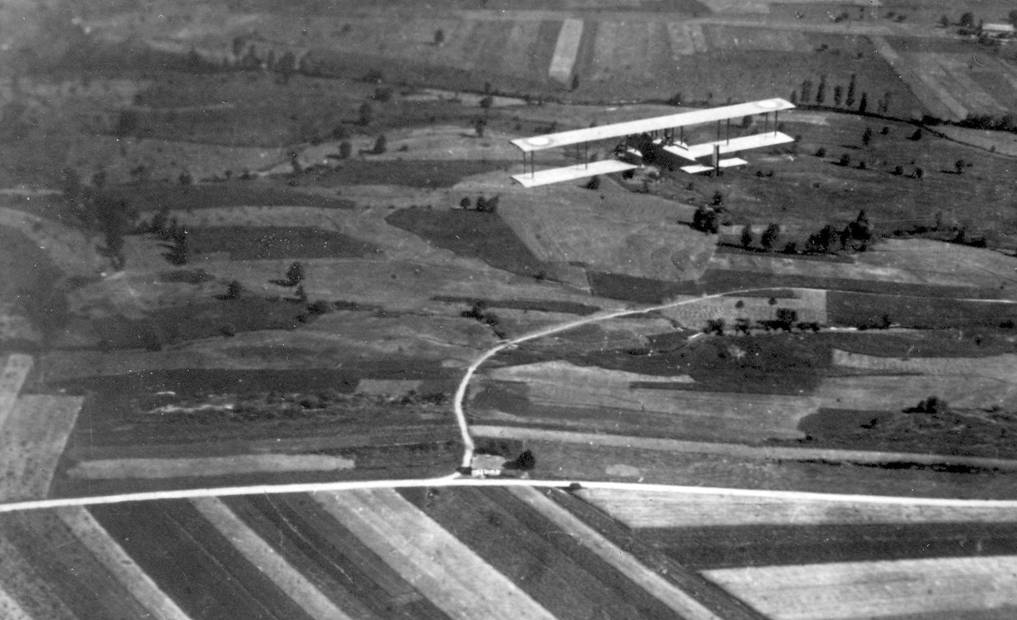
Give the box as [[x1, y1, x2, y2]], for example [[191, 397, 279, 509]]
[[858, 92, 868, 114], [460, 197, 472, 208], [371, 134, 387, 154], [833, 84, 843, 106], [862, 127, 873, 146], [286, 261, 305, 286], [839, 153, 851, 166], [912, 166, 924, 180], [959, 12, 975, 28], [939, 15, 950, 28], [815, 147, 827, 157], [1010, 10, 1017, 27], [473, 117, 486, 137], [585, 175, 600, 190], [571, 74, 580, 91], [893, 165, 904, 175], [740, 224, 754, 249], [357, 101, 373, 126], [224, 280, 243, 300], [909, 128, 922, 140], [954, 159, 965, 174], [479, 95, 493, 109], [761, 223, 780, 251], [506, 449, 535, 471], [711, 191, 724, 206], [816, 75, 827, 105], [846, 73, 856, 108], [801, 79, 813, 104], [433, 28, 445, 46], [165, 226, 189, 265], [339, 140, 352, 159]]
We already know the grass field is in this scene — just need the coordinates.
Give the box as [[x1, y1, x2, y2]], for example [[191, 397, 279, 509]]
[[188, 225, 379, 259], [827, 290, 1017, 328], [385, 206, 552, 278]]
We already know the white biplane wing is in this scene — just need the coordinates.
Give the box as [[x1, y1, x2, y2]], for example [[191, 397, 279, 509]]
[[510, 98, 795, 187]]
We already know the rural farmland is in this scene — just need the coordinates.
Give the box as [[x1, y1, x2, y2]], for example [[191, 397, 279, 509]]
[[5, 0, 1017, 617]]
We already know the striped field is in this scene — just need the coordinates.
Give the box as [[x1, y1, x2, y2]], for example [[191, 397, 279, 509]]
[[0, 486, 1012, 618]]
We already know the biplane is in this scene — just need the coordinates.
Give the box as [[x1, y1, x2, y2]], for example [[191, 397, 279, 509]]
[[509, 98, 796, 188]]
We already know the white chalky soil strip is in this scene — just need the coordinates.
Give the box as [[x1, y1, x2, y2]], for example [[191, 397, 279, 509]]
[[191, 497, 351, 620], [577, 487, 1017, 529], [508, 485, 721, 620], [315, 488, 555, 620], [704, 555, 1017, 620], [0, 355, 32, 430], [0, 395, 83, 501], [548, 18, 583, 83], [56, 506, 191, 620]]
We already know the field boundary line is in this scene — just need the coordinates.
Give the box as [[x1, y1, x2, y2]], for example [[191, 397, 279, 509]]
[[4, 477, 1017, 514]]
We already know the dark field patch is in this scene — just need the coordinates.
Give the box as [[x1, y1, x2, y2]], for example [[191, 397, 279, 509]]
[[102, 181, 355, 212], [699, 269, 1005, 299], [587, 271, 692, 303], [155, 268, 217, 284], [188, 226, 379, 259], [90, 500, 312, 620], [643, 522, 1017, 571], [566, 334, 832, 394], [432, 295, 600, 315], [809, 330, 1017, 358], [789, 406, 1017, 460], [588, 267, 1002, 302], [54, 362, 448, 396], [828, 291, 1017, 328], [90, 298, 312, 350], [307, 159, 507, 188], [386, 206, 551, 277]]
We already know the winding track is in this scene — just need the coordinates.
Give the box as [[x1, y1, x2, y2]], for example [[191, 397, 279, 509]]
[[452, 286, 826, 469], [3, 287, 1017, 515]]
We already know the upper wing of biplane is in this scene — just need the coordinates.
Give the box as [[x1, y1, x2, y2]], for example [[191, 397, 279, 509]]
[[510, 98, 795, 187]]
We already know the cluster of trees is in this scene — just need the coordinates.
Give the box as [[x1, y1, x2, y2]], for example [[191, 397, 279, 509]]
[[957, 113, 1017, 135], [789, 76, 886, 114], [905, 395, 948, 414], [703, 309, 821, 336], [738, 223, 782, 251], [459, 195, 499, 213], [741, 211, 872, 256], [63, 168, 138, 270], [691, 192, 728, 234], [139, 205, 190, 266], [461, 300, 506, 339]]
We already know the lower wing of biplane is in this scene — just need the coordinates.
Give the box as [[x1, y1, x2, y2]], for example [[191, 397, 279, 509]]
[[509, 98, 795, 188]]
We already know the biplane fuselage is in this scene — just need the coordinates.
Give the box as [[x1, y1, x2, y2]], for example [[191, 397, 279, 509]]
[[509, 98, 795, 187]]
